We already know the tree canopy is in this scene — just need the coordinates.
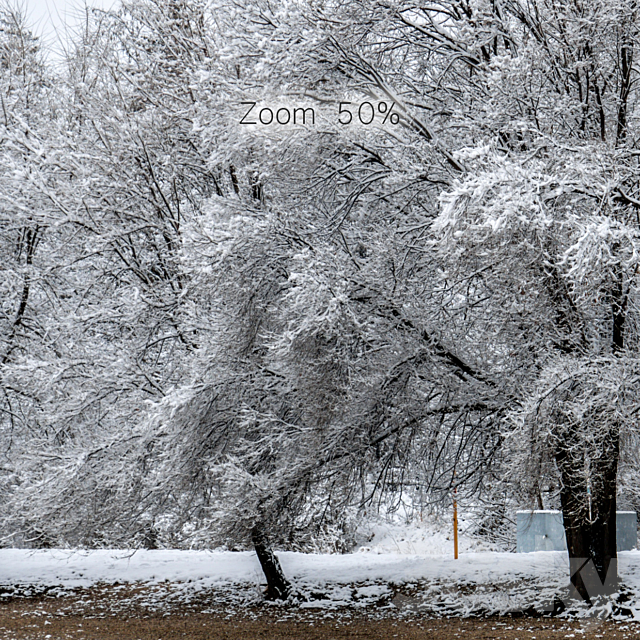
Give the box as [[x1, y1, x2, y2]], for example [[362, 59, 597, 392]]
[[1, 0, 639, 603]]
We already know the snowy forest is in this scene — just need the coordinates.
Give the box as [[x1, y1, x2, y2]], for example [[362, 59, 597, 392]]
[[1, 0, 640, 609]]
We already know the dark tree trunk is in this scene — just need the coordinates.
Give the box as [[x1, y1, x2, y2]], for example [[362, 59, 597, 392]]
[[616, 32, 633, 147], [556, 425, 619, 603], [251, 524, 292, 600]]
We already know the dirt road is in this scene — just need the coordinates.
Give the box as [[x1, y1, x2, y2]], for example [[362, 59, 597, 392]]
[[0, 596, 638, 640]]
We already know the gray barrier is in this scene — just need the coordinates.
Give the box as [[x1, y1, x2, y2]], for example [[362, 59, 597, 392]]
[[516, 510, 637, 552]]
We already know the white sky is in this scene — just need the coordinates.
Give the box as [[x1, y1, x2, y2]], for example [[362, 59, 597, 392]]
[[26, 0, 115, 59]]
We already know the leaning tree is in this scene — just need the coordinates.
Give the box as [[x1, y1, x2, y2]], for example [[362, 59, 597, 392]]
[[308, 0, 640, 602]]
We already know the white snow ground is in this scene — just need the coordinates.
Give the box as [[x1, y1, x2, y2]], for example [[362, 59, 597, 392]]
[[1, 522, 639, 618], [0, 518, 516, 590], [1, 547, 640, 617], [0, 547, 567, 589]]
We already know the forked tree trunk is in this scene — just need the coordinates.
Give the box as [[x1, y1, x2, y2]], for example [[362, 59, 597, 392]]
[[556, 426, 619, 603], [251, 524, 292, 600]]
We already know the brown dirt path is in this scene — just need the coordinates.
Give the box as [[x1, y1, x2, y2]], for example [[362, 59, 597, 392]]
[[0, 598, 638, 640]]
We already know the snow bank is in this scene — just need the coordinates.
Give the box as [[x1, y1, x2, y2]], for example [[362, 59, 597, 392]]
[[2, 545, 640, 593], [3, 548, 640, 618], [0, 548, 264, 588], [0, 547, 632, 588], [0, 515, 506, 589]]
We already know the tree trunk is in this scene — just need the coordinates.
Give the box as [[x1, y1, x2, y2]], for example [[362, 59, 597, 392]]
[[251, 524, 292, 600], [556, 426, 619, 603]]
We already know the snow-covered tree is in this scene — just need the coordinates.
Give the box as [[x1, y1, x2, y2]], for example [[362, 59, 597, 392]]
[[1, 0, 219, 546], [432, 144, 640, 599], [129, 0, 511, 596], [1, 0, 638, 607]]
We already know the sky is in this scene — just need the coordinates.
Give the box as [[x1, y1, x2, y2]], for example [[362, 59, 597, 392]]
[[25, 0, 115, 59]]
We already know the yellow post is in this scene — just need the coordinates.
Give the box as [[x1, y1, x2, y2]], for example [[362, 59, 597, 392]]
[[453, 486, 459, 560]]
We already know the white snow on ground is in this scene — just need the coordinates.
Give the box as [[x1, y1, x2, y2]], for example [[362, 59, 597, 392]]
[[0, 515, 503, 589], [1, 517, 639, 619], [0, 548, 264, 589], [0, 547, 638, 590]]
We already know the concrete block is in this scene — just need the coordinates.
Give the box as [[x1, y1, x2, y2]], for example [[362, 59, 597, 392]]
[[516, 510, 565, 553], [516, 510, 637, 552], [617, 511, 637, 551]]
